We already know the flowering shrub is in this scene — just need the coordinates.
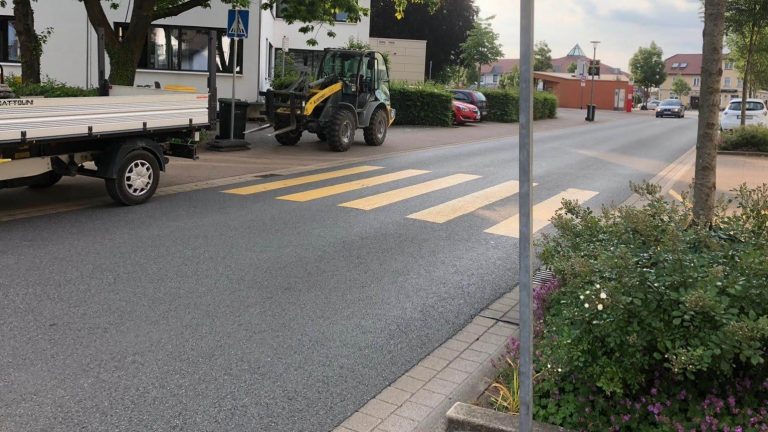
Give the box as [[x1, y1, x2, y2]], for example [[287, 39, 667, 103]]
[[493, 183, 768, 430]]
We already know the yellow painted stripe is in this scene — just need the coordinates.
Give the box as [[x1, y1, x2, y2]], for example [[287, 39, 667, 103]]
[[223, 165, 383, 195], [668, 190, 684, 202], [277, 169, 430, 202], [0, 159, 10, 164], [408, 180, 522, 223], [340, 174, 481, 210], [485, 188, 599, 238]]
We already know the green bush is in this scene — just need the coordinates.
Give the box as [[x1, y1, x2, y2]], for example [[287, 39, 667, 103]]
[[9, 77, 96, 97], [529, 182, 768, 430], [390, 82, 453, 127], [720, 125, 768, 153], [269, 74, 300, 90], [481, 90, 557, 122]]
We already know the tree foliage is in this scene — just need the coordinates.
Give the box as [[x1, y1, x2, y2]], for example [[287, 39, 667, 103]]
[[567, 62, 577, 74], [629, 42, 667, 103], [533, 41, 552, 72], [370, 0, 476, 81], [459, 17, 503, 87], [725, 0, 768, 126], [0, 0, 50, 84], [728, 31, 768, 96], [671, 76, 692, 99], [498, 67, 520, 90]]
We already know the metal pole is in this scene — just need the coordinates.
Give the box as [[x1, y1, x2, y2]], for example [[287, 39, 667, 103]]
[[519, 0, 534, 431], [231, 31, 238, 140], [589, 41, 599, 117], [208, 30, 218, 129], [429, 61, 432, 81]]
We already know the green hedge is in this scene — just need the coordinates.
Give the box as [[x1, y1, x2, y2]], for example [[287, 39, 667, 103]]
[[390, 82, 453, 127], [8, 77, 96, 98], [721, 125, 768, 153], [482, 89, 558, 122]]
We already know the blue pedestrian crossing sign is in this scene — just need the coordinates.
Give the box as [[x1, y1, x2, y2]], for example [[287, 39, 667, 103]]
[[227, 9, 249, 39]]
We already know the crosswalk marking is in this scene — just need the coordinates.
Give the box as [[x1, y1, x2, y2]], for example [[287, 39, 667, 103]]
[[222, 165, 384, 195], [277, 169, 430, 202], [339, 174, 481, 210], [407, 180, 522, 223], [484, 188, 599, 238]]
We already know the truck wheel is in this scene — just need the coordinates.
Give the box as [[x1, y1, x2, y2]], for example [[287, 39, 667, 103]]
[[316, 130, 327, 141], [105, 150, 160, 206], [363, 108, 387, 146], [327, 109, 355, 152], [275, 130, 302, 146], [28, 171, 63, 189]]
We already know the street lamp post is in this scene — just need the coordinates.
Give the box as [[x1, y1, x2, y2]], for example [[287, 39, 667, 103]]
[[589, 40, 600, 120]]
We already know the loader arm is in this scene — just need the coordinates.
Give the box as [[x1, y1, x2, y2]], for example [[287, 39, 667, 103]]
[[304, 82, 343, 116]]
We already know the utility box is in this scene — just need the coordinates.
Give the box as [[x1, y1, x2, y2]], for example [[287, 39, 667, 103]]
[[218, 99, 249, 139]]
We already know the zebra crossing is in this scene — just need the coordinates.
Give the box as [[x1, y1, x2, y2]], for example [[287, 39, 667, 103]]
[[222, 165, 599, 238]]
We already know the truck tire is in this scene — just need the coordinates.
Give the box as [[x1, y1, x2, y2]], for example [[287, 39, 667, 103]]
[[28, 171, 63, 189], [105, 149, 160, 206], [316, 130, 327, 141], [327, 109, 355, 152], [363, 108, 387, 146], [275, 130, 302, 146]]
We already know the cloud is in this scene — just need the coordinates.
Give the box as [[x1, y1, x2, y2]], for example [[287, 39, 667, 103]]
[[476, 0, 704, 71]]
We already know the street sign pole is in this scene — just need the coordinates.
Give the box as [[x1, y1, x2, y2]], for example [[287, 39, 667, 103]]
[[519, 0, 534, 430], [231, 26, 238, 141]]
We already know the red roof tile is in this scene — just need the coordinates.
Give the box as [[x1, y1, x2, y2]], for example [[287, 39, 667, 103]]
[[664, 54, 702, 75]]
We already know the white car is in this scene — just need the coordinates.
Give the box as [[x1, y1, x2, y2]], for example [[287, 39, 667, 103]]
[[641, 99, 661, 110], [720, 99, 768, 131]]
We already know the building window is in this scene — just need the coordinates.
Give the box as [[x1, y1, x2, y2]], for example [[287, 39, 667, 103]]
[[275, 0, 288, 18], [724, 61, 734, 70], [0, 16, 20, 62], [334, 11, 349, 22], [724, 77, 731, 88], [117, 23, 244, 74], [493, 74, 499, 83], [693, 77, 700, 87]]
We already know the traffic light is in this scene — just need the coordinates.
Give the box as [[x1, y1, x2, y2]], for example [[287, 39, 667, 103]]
[[588, 60, 601, 77]]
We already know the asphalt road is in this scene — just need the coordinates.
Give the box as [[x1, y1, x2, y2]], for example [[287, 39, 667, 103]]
[[0, 114, 697, 431]]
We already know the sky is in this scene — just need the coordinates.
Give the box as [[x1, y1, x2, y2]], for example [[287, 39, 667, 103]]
[[474, 0, 705, 72]]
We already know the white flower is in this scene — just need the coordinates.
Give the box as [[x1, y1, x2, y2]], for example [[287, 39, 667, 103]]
[[600, 292, 607, 299], [597, 303, 604, 311], [584, 303, 589, 308], [595, 283, 601, 289], [580, 295, 584, 300]]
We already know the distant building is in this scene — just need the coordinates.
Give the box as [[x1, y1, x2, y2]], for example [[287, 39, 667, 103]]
[[659, 53, 742, 108], [369, 37, 427, 83], [535, 71, 632, 111], [479, 44, 628, 88]]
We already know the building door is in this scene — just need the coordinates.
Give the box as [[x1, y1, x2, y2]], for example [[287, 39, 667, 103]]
[[690, 96, 700, 110], [614, 88, 625, 110]]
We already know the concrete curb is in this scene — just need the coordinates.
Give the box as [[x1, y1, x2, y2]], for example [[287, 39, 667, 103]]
[[445, 403, 569, 432], [717, 150, 768, 158], [621, 146, 696, 207]]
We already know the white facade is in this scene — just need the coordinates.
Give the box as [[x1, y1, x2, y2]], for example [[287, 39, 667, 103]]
[[369, 37, 426, 83], [0, 0, 371, 101]]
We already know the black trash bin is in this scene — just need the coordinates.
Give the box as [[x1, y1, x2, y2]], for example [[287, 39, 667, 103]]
[[585, 104, 597, 122], [218, 99, 249, 139]]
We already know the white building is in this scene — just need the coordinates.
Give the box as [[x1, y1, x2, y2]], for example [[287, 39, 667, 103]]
[[0, 0, 371, 100]]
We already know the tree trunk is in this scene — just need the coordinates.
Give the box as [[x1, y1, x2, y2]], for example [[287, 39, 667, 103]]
[[693, 0, 726, 225], [106, 44, 142, 86], [13, 0, 41, 84]]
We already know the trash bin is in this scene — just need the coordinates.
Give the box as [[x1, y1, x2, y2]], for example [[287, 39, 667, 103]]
[[218, 99, 249, 140], [585, 104, 597, 122]]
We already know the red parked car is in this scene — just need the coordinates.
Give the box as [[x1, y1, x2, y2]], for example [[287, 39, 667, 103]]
[[452, 100, 481, 125]]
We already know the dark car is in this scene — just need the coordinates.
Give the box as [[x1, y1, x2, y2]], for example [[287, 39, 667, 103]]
[[655, 99, 685, 118], [450, 89, 488, 120]]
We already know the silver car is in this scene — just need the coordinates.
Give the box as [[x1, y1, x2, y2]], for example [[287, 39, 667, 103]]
[[655, 99, 685, 118]]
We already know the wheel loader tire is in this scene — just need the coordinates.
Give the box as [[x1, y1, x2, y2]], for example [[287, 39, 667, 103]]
[[363, 108, 387, 146], [327, 109, 355, 152], [275, 130, 302, 146], [317, 130, 327, 141]]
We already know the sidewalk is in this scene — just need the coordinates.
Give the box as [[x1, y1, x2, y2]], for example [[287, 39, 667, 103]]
[[0, 108, 629, 222]]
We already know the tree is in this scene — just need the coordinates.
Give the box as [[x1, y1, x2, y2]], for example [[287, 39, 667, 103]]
[[498, 67, 519, 90], [728, 30, 768, 98], [533, 41, 552, 72], [370, 0, 476, 81], [0, 0, 50, 84], [693, 0, 726, 225], [567, 62, 577, 74], [459, 17, 503, 88], [725, 0, 768, 126], [84, 0, 431, 86], [671, 76, 692, 100], [629, 42, 667, 105]]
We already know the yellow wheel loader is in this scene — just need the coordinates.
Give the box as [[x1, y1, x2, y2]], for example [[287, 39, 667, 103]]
[[263, 49, 395, 152]]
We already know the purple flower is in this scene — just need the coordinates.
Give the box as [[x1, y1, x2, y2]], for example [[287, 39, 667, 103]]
[[622, 414, 631, 422], [678, 390, 688, 400], [650, 388, 658, 396]]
